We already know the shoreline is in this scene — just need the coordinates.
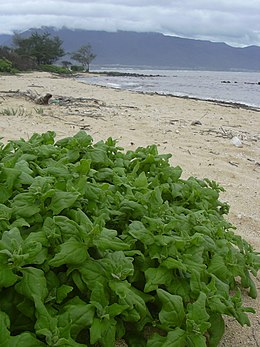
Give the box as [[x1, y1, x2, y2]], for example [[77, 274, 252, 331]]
[[0, 71, 259, 346], [160, 91, 260, 112], [78, 69, 260, 111], [84, 79, 260, 112]]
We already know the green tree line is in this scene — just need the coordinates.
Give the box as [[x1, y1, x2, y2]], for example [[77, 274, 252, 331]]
[[0, 31, 96, 73]]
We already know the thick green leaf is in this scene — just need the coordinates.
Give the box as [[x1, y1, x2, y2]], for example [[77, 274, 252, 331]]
[[15, 267, 48, 301], [100, 251, 134, 280], [49, 237, 88, 267], [0, 167, 21, 203], [58, 300, 95, 339], [144, 267, 170, 292], [186, 292, 211, 334], [147, 328, 186, 347], [90, 317, 117, 347], [12, 192, 41, 217], [157, 289, 185, 328], [109, 281, 150, 324], [56, 284, 74, 304], [48, 191, 79, 214], [79, 259, 107, 290], [134, 171, 148, 189], [0, 311, 10, 345], [0, 264, 18, 288], [10, 332, 45, 346], [186, 333, 207, 347], [128, 221, 154, 245], [0, 302, 44, 347], [90, 281, 109, 308], [0, 203, 12, 221], [208, 254, 231, 281], [208, 313, 225, 347], [161, 257, 187, 272]]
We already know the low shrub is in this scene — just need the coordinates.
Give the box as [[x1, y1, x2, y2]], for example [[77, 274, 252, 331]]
[[0, 58, 16, 73], [71, 64, 85, 72], [39, 64, 72, 75]]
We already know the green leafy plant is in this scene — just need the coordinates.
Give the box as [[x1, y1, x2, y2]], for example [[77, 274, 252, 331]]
[[0, 131, 259, 346]]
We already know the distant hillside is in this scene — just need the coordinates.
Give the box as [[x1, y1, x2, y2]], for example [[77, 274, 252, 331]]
[[1, 27, 260, 71], [0, 34, 12, 46]]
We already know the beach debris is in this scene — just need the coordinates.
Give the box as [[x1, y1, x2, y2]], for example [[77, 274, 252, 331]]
[[35, 93, 52, 105], [50, 98, 60, 105], [53, 96, 106, 107], [0, 89, 106, 108], [199, 127, 258, 144], [0, 89, 52, 105], [169, 119, 179, 124], [28, 84, 44, 88], [80, 124, 91, 130], [246, 157, 259, 164], [231, 136, 243, 147], [191, 120, 202, 126], [209, 150, 220, 155], [64, 121, 90, 130], [229, 161, 239, 167]]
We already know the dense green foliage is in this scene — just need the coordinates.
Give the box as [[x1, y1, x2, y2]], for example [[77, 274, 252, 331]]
[[0, 58, 14, 73], [39, 64, 72, 75], [1, 33, 96, 73], [0, 45, 37, 71], [0, 131, 259, 346], [71, 65, 85, 72], [13, 32, 64, 65]]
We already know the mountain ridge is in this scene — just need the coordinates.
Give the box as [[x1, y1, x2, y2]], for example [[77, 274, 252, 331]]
[[1, 27, 260, 71]]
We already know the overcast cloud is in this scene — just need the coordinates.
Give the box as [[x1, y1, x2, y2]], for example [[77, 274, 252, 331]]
[[1, 0, 260, 47]]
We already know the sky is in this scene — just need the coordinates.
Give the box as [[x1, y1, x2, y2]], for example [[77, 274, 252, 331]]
[[1, 0, 260, 47]]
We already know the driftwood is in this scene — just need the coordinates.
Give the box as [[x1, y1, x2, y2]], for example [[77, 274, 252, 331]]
[[35, 93, 52, 105], [0, 89, 52, 105]]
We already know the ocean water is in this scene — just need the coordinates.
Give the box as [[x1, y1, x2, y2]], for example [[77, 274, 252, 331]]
[[79, 67, 260, 109]]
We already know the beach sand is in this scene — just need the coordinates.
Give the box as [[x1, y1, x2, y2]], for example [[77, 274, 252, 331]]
[[0, 71, 259, 346]]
